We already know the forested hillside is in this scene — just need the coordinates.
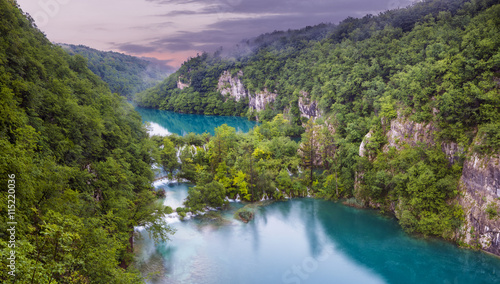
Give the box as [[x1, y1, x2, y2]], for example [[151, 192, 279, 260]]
[[0, 1, 173, 283], [140, 0, 500, 255], [62, 44, 172, 99]]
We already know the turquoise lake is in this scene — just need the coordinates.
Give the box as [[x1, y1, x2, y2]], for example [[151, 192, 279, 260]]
[[135, 106, 258, 136], [135, 108, 500, 284]]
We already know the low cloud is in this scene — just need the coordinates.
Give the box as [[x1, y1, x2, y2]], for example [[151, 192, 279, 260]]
[[117, 44, 158, 54], [144, 0, 417, 56]]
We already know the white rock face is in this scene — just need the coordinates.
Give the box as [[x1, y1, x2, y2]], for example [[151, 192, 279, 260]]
[[177, 77, 190, 90], [383, 114, 437, 151], [359, 130, 373, 157], [298, 91, 320, 119], [217, 70, 247, 101], [249, 89, 277, 111], [458, 151, 500, 255], [217, 70, 277, 111]]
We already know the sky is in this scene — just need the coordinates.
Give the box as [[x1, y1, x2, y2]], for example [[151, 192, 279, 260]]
[[17, 0, 416, 68]]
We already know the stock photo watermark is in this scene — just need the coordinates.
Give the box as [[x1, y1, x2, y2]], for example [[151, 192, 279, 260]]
[[32, 0, 70, 27], [6, 174, 17, 277], [281, 246, 334, 284]]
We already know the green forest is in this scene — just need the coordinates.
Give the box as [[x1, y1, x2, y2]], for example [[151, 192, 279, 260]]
[[0, 1, 173, 283], [139, 0, 500, 240], [62, 44, 172, 100], [1, 0, 500, 282]]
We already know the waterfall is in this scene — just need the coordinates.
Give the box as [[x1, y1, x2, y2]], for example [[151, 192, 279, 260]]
[[176, 148, 181, 163], [287, 168, 293, 176], [176, 145, 186, 164], [192, 145, 197, 155]]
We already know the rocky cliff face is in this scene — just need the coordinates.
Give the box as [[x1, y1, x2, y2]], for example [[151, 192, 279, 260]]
[[217, 70, 247, 101], [298, 91, 320, 119], [383, 113, 437, 151], [177, 76, 190, 90], [458, 149, 500, 255], [216, 70, 277, 111], [359, 130, 373, 157], [249, 90, 277, 112], [358, 113, 500, 256]]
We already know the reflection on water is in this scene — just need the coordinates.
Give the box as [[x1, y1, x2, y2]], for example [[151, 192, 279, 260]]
[[134, 107, 258, 136], [135, 183, 500, 284]]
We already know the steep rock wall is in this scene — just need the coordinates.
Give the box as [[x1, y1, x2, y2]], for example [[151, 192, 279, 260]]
[[357, 113, 500, 256], [249, 89, 277, 111], [383, 114, 437, 151], [298, 91, 320, 119], [177, 76, 190, 90], [217, 70, 247, 101], [216, 70, 277, 111], [458, 150, 500, 255], [359, 130, 373, 157]]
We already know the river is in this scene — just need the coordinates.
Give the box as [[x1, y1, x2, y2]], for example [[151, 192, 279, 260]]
[[135, 107, 500, 284]]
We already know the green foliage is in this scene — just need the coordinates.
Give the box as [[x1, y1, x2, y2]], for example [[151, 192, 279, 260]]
[[62, 44, 172, 99], [359, 144, 463, 237], [233, 207, 254, 223], [486, 202, 500, 220], [160, 137, 179, 174], [0, 2, 173, 282]]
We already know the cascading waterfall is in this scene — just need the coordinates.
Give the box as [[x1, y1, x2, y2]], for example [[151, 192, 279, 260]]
[[176, 145, 186, 164]]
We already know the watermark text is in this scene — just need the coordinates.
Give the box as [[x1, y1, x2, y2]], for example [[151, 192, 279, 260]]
[[6, 174, 16, 277]]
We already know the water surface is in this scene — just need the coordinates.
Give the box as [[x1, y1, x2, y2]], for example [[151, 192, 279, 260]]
[[135, 184, 500, 284], [135, 107, 258, 136], [135, 108, 500, 284]]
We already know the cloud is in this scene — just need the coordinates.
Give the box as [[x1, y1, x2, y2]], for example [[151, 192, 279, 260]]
[[117, 44, 158, 54], [142, 0, 417, 56]]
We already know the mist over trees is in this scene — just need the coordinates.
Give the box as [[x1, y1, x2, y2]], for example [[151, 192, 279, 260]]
[[62, 44, 173, 99]]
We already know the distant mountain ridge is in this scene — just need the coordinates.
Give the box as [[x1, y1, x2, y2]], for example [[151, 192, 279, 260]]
[[61, 44, 174, 99]]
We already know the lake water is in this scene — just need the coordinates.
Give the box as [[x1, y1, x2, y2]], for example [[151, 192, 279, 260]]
[[135, 108, 500, 284], [135, 106, 258, 136]]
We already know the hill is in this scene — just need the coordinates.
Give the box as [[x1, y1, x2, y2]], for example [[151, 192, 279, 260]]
[[61, 44, 173, 99], [0, 1, 172, 282]]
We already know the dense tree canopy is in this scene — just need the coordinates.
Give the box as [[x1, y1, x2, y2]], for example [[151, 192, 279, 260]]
[[0, 1, 173, 283], [62, 44, 172, 99]]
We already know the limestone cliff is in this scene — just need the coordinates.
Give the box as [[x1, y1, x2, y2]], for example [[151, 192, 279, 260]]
[[217, 70, 247, 101], [298, 91, 321, 119], [177, 76, 190, 90], [216, 70, 277, 111], [457, 148, 500, 255], [359, 130, 373, 157], [382, 114, 437, 151], [249, 89, 277, 112], [358, 113, 500, 256]]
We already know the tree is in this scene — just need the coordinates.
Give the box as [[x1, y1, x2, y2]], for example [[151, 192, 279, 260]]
[[299, 119, 318, 187], [160, 137, 179, 175]]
